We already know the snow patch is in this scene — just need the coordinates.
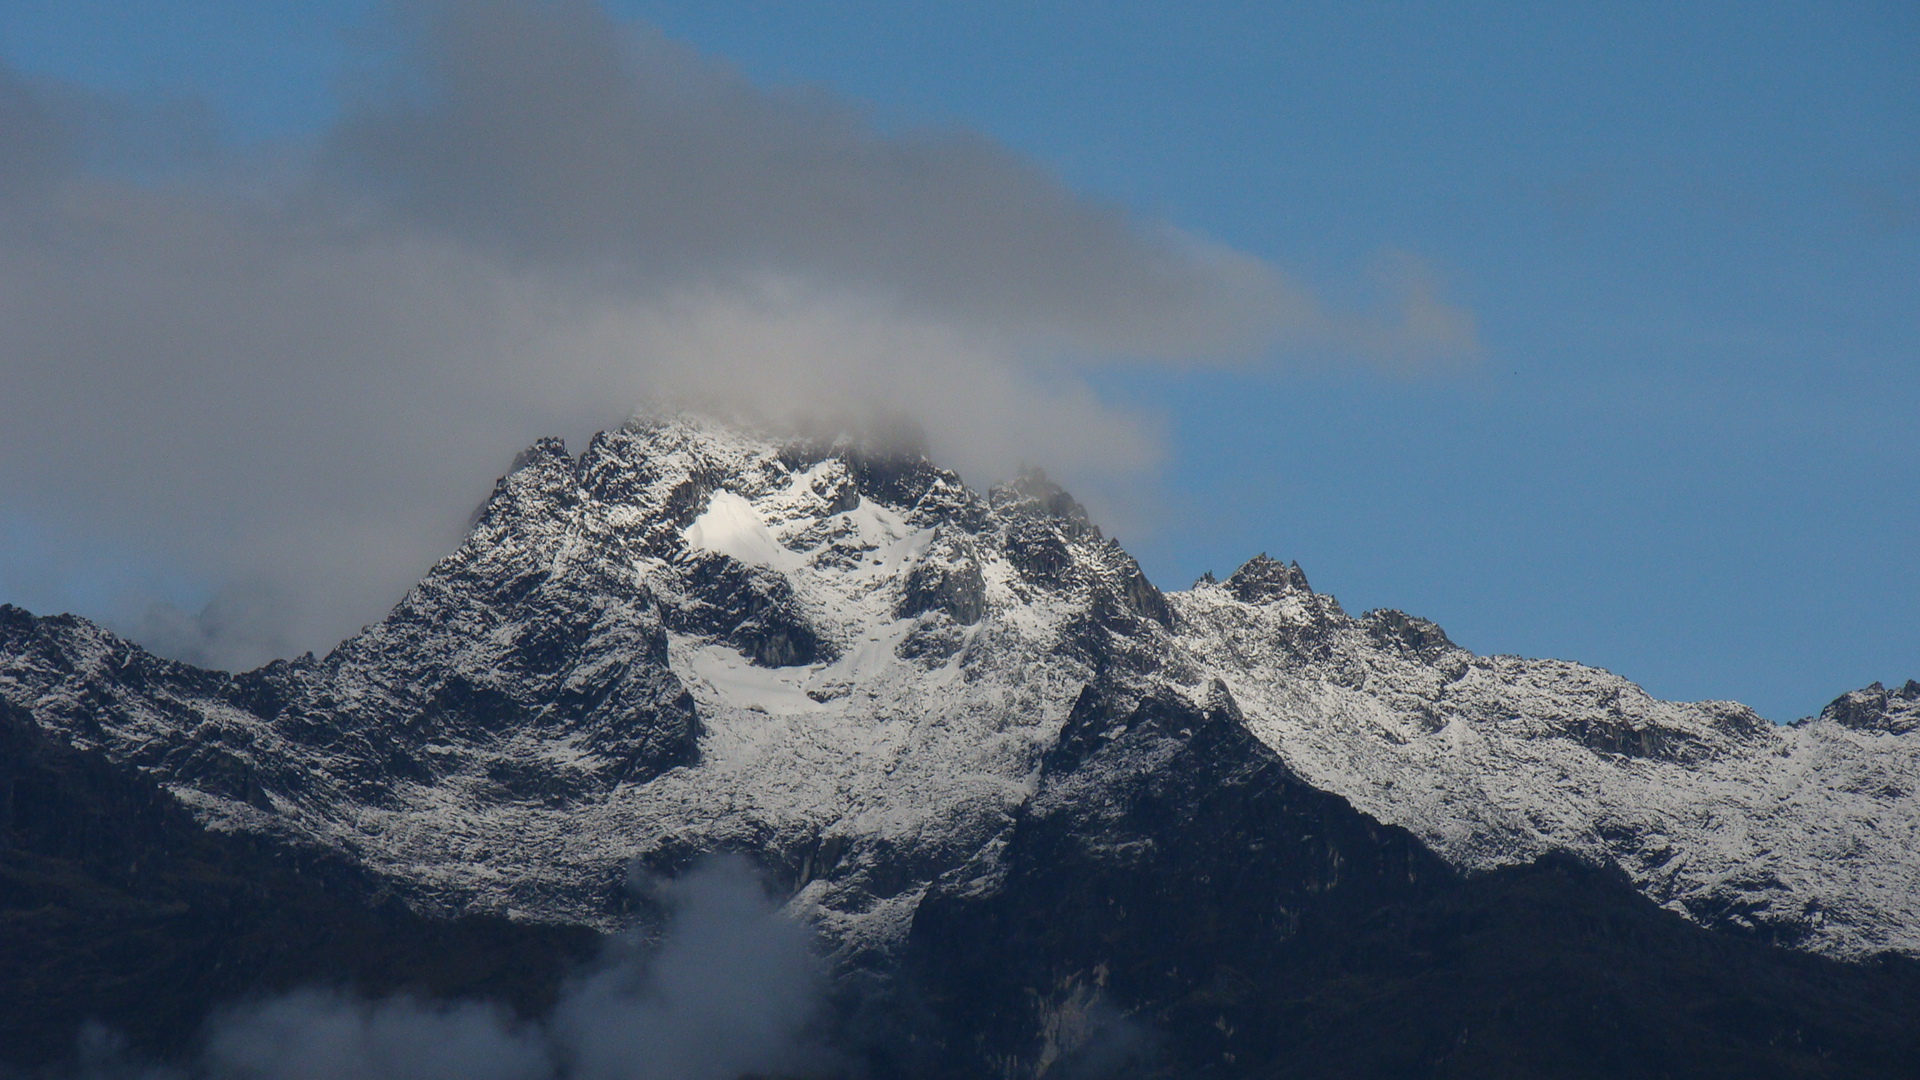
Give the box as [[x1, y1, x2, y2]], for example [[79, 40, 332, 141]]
[[683, 490, 799, 572], [677, 638, 825, 715]]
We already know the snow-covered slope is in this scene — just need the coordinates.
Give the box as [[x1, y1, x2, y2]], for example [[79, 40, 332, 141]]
[[1, 412, 1914, 961], [1176, 559, 1920, 957]]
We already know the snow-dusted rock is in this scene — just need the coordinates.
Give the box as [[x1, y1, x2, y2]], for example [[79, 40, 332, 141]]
[[1175, 558, 1920, 958], [1, 411, 1914, 962]]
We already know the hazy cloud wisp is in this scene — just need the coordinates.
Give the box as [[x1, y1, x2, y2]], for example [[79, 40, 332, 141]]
[[0, 0, 1477, 669]]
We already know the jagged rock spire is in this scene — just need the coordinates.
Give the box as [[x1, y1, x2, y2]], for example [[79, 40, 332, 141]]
[[1224, 552, 1311, 603]]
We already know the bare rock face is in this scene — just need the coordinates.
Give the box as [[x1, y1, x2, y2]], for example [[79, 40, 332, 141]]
[[1820, 680, 1920, 736], [896, 530, 987, 626], [2, 409, 1916, 972], [1224, 552, 1313, 603], [1362, 607, 1458, 663]]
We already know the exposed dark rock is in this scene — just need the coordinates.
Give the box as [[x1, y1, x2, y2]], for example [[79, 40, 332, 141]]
[[671, 553, 832, 668], [1701, 699, 1773, 739], [815, 470, 864, 516], [1821, 680, 1920, 735], [1225, 553, 1311, 603], [161, 742, 276, 811], [507, 435, 571, 476], [779, 431, 984, 527], [1112, 557, 1174, 629], [223, 655, 310, 720], [895, 617, 966, 664], [897, 533, 988, 626], [846, 446, 947, 510], [1363, 607, 1459, 662], [901, 682, 1449, 1073]]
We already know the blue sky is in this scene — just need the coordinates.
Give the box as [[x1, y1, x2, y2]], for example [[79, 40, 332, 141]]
[[1, 1, 1914, 720]]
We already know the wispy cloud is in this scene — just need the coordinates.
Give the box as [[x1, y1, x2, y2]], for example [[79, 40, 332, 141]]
[[0, 0, 1477, 668]]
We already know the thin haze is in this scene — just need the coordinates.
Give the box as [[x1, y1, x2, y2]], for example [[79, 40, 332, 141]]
[[0, 0, 1475, 670]]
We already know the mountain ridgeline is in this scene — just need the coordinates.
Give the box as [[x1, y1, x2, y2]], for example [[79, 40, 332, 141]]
[[3, 413, 1917, 1077]]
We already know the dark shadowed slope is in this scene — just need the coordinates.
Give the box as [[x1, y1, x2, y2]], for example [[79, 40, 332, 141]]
[[902, 685, 1920, 1079], [0, 697, 598, 1068]]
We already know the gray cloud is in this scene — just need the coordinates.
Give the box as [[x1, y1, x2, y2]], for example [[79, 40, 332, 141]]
[[333, 0, 1302, 357], [0, 0, 1477, 669], [0, 66, 70, 197]]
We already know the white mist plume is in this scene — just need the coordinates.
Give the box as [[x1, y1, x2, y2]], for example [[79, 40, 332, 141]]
[[0, 0, 1478, 669], [557, 856, 827, 1080]]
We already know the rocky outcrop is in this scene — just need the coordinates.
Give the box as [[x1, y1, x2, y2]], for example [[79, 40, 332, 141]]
[[1820, 680, 1920, 735], [1224, 552, 1312, 603], [896, 530, 987, 626]]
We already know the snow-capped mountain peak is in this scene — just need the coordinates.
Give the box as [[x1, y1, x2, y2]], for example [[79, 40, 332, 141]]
[[2, 411, 1915, 964]]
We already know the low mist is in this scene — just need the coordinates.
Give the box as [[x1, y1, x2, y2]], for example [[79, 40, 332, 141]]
[[63, 857, 832, 1080]]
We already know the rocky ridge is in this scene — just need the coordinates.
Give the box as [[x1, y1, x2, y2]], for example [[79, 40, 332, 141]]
[[1, 411, 1915, 965]]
